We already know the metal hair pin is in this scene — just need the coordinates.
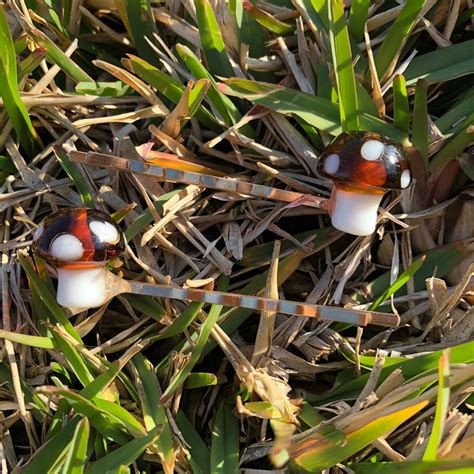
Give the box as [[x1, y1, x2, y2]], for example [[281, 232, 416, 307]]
[[32, 208, 399, 327], [70, 130, 412, 237]]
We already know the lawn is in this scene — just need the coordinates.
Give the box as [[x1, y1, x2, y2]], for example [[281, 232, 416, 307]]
[[0, 0, 473, 472]]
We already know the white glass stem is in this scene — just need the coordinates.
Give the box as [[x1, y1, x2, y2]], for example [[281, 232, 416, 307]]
[[56, 266, 109, 310], [329, 186, 384, 236]]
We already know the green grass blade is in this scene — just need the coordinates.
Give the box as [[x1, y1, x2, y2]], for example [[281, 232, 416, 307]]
[[0, 154, 16, 184], [176, 44, 243, 127], [47, 399, 73, 440], [80, 362, 121, 401], [19, 254, 82, 341], [245, 401, 282, 419], [412, 79, 429, 168], [393, 74, 410, 134], [54, 146, 93, 207], [21, 416, 82, 474], [221, 79, 407, 141], [184, 372, 218, 389], [408, 57, 474, 87], [227, 77, 335, 121], [125, 294, 165, 321], [310, 341, 474, 403], [14, 34, 27, 55], [126, 55, 184, 101], [33, 253, 56, 294], [243, 2, 294, 35], [0, 4, 38, 155], [127, 55, 218, 129], [308, 0, 329, 31], [314, 60, 333, 100], [94, 398, 146, 437], [30, 35, 93, 83], [116, 0, 160, 64], [44, 2, 68, 35], [132, 353, 175, 473], [374, 0, 425, 80], [161, 79, 212, 136], [435, 88, 474, 135], [210, 402, 240, 474], [430, 121, 474, 176], [93, 434, 108, 465], [150, 302, 205, 342], [229, 0, 244, 28], [110, 205, 134, 224], [348, 0, 369, 42], [30, 285, 54, 337], [160, 279, 227, 402], [239, 10, 276, 82], [175, 410, 210, 474], [18, 47, 46, 81], [194, 0, 234, 78], [290, 402, 428, 472], [59, 417, 90, 474], [404, 40, 474, 85], [356, 77, 379, 116], [423, 350, 450, 460], [328, 0, 359, 130], [124, 188, 184, 242], [364, 241, 471, 302], [342, 352, 406, 371], [0, 329, 55, 349], [369, 255, 425, 311], [48, 331, 95, 386], [85, 426, 161, 474], [51, 363, 73, 385], [188, 79, 212, 119], [299, 402, 326, 429], [42, 388, 131, 444], [75, 81, 131, 97]]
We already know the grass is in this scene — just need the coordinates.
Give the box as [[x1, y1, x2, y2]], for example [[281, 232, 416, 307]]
[[0, 0, 473, 472]]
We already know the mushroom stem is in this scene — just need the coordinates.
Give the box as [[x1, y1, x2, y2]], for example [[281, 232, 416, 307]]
[[329, 185, 384, 236], [57, 266, 110, 310]]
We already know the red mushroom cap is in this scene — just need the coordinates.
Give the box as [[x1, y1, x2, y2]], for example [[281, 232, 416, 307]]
[[32, 208, 125, 269], [317, 131, 412, 191]]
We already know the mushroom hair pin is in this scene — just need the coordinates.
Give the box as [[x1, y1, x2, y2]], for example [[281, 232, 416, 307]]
[[69, 131, 413, 237], [318, 131, 412, 236], [32, 208, 400, 328]]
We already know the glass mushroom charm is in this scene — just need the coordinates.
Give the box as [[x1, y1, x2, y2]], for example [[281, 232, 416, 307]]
[[32, 208, 400, 327], [32, 208, 126, 309], [318, 131, 412, 236]]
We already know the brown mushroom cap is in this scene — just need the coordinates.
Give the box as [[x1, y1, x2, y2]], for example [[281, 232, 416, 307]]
[[317, 131, 412, 191], [33, 208, 125, 268]]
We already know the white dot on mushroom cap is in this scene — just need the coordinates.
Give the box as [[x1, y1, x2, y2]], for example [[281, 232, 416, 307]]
[[323, 154, 340, 175], [400, 169, 411, 189], [89, 220, 119, 244], [361, 140, 385, 161], [50, 234, 84, 261]]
